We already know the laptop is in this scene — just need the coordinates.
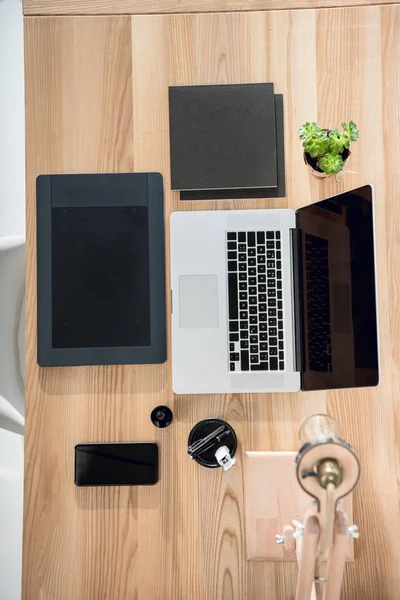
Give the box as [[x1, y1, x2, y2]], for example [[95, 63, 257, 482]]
[[170, 185, 379, 394]]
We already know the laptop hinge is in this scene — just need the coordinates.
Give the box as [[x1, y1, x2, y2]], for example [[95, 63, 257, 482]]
[[290, 228, 303, 373]]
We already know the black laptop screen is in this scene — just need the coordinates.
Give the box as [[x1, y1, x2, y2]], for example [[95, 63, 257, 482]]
[[296, 185, 379, 391]]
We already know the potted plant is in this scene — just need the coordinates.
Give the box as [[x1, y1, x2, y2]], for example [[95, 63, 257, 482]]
[[298, 121, 359, 178]]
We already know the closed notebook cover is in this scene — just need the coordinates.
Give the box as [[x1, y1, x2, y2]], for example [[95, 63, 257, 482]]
[[169, 83, 277, 191], [180, 94, 285, 201]]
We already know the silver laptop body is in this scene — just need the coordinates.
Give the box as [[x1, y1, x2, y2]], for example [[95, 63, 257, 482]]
[[170, 209, 301, 394]]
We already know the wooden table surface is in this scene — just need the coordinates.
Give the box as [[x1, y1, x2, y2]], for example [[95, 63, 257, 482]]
[[23, 4, 400, 599], [23, 0, 400, 15]]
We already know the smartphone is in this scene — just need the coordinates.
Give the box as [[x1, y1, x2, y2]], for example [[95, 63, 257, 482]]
[[74, 442, 158, 486]]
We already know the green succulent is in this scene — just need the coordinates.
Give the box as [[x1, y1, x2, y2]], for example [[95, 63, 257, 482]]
[[302, 130, 330, 158], [299, 122, 328, 158], [299, 120, 358, 175], [328, 129, 349, 155], [318, 153, 344, 174], [298, 122, 322, 140], [342, 121, 359, 143]]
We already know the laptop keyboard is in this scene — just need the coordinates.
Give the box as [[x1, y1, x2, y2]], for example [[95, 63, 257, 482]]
[[305, 233, 332, 372], [226, 231, 285, 372]]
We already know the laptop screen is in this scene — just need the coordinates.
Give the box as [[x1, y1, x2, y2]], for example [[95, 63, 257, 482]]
[[296, 185, 379, 391]]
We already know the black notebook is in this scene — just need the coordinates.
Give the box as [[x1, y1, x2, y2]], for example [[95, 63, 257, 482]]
[[169, 83, 277, 191], [180, 94, 285, 201]]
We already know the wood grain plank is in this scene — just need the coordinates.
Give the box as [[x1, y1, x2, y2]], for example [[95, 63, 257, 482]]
[[23, 0, 400, 16], [316, 6, 400, 599], [23, 6, 400, 600], [380, 7, 400, 599], [131, 14, 258, 599], [23, 16, 140, 600]]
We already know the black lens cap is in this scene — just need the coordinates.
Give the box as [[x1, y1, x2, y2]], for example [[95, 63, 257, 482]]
[[151, 405, 173, 428]]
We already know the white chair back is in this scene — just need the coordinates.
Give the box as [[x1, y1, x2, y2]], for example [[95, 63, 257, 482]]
[[0, 236, 25, 433]]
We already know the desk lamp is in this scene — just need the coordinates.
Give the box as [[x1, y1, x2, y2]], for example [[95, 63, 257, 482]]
[[292, 415, 361, 600]]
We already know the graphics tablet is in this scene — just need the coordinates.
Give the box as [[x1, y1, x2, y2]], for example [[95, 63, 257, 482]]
[[36, 172, 166, 367]]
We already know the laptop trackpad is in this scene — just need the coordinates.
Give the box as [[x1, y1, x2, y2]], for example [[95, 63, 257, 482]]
[[179, 275, 219, 329]]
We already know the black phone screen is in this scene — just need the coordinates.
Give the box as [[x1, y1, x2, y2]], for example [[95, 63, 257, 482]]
[[74, 443, 158, 486]]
